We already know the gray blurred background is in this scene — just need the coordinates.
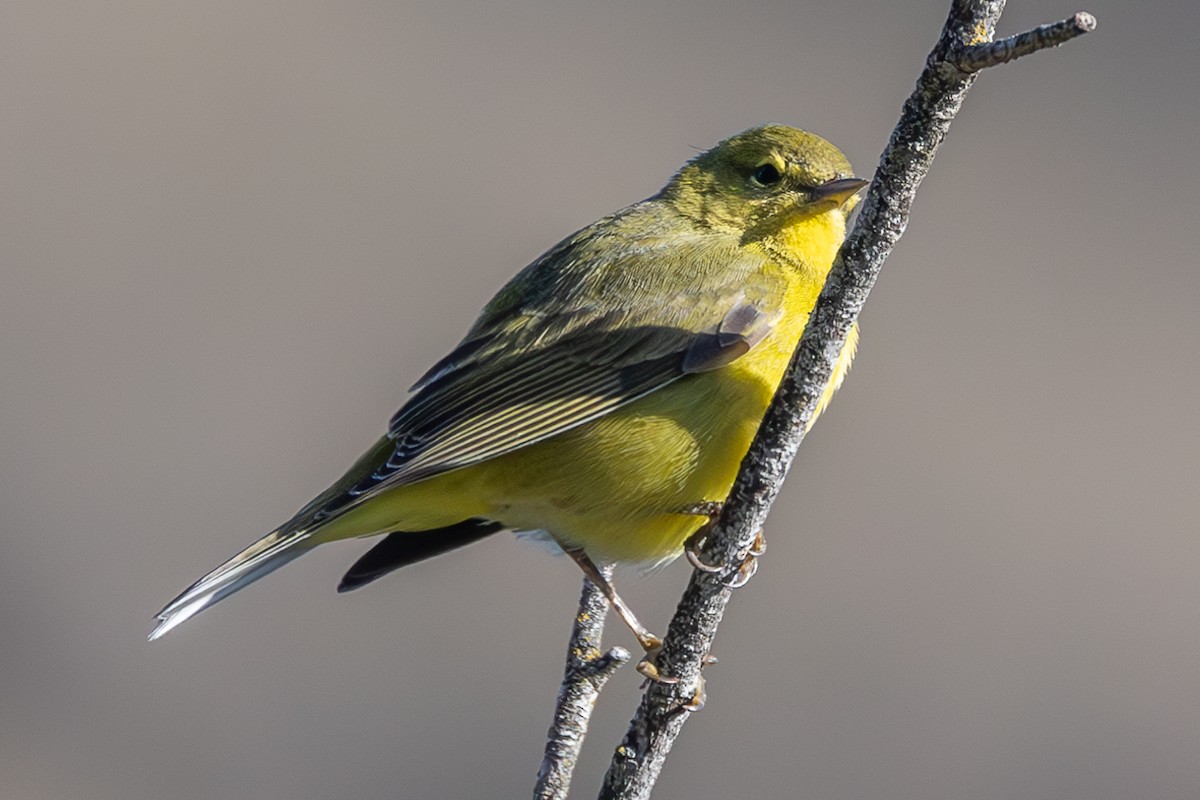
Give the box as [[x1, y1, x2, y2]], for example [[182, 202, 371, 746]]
[[2, 1, 1198, 798]]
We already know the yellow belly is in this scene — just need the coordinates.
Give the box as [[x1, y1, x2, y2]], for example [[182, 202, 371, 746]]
[[476, 320, 858, 562]]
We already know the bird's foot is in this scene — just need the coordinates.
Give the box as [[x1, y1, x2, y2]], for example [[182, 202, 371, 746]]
[[685, 528, 766, 588], [635, 644, 714, 713], [684, 527, 723, 573], [635, 641, 676, 684]]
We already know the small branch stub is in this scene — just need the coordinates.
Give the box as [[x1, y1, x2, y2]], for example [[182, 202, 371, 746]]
[[534, 570, 630, 800], [956, 11, 1096, 72]]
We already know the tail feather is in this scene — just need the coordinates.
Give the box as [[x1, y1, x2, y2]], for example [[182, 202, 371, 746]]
[[148, 527, 314, 641]]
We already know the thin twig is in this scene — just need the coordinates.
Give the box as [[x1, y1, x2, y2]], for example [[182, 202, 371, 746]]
[[596, 3, 1095, 799], [534, 568, 630, 800], [956, 11, 1096, 72]]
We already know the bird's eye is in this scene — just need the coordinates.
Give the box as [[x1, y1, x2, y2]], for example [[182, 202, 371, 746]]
[[750, 163, 782, 187]]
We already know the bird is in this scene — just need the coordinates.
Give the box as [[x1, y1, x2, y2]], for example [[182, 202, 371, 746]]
[[149, 124, 867, 654]]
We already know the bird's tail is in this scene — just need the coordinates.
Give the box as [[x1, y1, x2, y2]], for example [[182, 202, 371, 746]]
[[148, 526, 316, 641]]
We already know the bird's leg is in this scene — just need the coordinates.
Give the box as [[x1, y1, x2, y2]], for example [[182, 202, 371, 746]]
[[562, 548, 678, 684], [561, 546, 716, 703], [563, 547, 662, 654]]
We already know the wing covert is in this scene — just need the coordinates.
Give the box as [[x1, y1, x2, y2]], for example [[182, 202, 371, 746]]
[[341, 203, 789, 501]]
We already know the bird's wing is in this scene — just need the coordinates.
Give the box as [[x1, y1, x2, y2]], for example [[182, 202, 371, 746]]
[[335, 205, 786, 506]]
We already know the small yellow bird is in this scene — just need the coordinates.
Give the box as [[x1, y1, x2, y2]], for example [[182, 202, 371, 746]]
[[149, 124, 867, 649]]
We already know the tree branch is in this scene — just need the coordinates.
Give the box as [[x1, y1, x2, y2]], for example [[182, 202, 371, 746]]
[[534, 568, 630, 800], [595, 3, 1095, 799]]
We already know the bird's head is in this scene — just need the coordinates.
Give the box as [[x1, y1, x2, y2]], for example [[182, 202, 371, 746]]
[[664, 125, 867, 245]]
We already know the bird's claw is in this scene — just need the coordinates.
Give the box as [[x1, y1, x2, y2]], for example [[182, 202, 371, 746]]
[[636, 648, 709, 713], [685, 529, 766, 588], [726, 552, 759, 588], [684, 529, 723, 573], [725, 529, 766, 587], [637, 632, 663, 654], [636, 642, 679, 684], [636, 657, 678, 684], [679, 675, 707, 712]]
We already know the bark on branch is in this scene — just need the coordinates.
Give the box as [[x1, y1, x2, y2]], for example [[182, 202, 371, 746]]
[[534, 3, 1094, 798], [534, 568, 630, 800]]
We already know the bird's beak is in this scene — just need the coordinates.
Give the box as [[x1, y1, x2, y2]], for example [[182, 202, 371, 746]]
[[810, 177, 870, 208]]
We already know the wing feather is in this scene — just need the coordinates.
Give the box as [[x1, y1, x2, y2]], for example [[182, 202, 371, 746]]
[[332, 201, 789, 509]]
